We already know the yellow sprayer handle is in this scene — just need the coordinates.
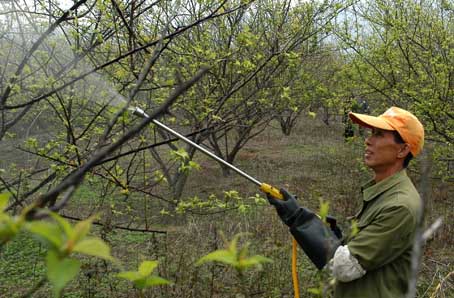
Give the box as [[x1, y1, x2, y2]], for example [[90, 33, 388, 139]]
[[260, 183, 284, 200]]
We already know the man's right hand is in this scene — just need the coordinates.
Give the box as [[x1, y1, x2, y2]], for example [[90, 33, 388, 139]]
[[267, 188, 300, 226]]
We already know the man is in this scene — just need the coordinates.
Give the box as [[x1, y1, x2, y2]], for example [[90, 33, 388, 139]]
[[267, 107, 424, 298]]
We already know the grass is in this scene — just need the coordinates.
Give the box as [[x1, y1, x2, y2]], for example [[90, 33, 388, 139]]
[[1, 115, 453, 297], [0, 232, 47, 297]]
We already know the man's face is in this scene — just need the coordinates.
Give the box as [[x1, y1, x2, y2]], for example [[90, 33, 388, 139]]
[[364, 128, 405, 171]]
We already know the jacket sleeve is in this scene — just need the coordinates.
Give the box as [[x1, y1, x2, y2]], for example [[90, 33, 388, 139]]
[[347, 204, 416, 271]]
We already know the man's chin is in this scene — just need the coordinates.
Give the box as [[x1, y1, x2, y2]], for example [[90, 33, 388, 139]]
[[364, 159, 374, 168]]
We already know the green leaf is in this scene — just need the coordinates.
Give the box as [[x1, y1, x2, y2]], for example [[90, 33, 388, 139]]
[[171, 148, 189, 160], [26, 221, 63, 249], [138, 260, 158, 276], [188, 160, 201, 171], [228, 234, 240, 254], [0, 221, 16, 244], [46, 251, 80, 298], [197, 233, 271, 273], [0, 211, 8, 221], [117, 271, 142, 281], [307, 287, 322, 295], [350, 219, 359, 237], [238, 255, 272, 269], [318, 199, 330, 223], [73, 237, 114, 261], [71, 215, 97, 244], [117, 261, 171, 290], [50, 213, 73, 239], [142, 276, 171, 287], [238, 241, 251, 259], [132, 276, 171, 289], [0, 192, 10, 211], [196, 249, 236, 266]]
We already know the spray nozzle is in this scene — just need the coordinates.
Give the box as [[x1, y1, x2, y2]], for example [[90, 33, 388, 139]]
[[129, 107, 149, 119]]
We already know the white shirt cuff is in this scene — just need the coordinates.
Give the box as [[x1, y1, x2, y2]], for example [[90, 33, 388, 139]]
[[330, 245, 366, 282]]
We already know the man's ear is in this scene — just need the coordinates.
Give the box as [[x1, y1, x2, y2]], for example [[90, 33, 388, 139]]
[[398, 143, 411, 158]]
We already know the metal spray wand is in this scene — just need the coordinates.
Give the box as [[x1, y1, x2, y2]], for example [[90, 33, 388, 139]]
[[130, 106, 283, 199]]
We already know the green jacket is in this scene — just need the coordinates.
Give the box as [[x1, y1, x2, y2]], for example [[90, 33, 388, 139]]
[[334, 170, 422, 298]]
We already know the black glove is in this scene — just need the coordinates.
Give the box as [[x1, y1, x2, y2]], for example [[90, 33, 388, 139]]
[[267, 188, 300, 226], [326, 215, 343, 240], [290, 209, 342, 269], [268, 189, 343, 270]]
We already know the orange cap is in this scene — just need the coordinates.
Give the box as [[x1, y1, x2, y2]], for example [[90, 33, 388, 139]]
[[349, 107, 424, 156]]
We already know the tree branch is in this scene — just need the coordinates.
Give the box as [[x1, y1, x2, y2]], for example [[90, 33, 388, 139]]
[[30, 67, 208, 216]]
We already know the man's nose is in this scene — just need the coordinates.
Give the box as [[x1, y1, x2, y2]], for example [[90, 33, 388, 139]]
[[365, 136, 372, 146]]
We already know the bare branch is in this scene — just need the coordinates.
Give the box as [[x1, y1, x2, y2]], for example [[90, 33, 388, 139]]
[[60, 214, 167, 234]]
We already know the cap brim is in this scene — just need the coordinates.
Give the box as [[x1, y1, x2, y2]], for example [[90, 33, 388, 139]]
[[349, 112, 394, 130]]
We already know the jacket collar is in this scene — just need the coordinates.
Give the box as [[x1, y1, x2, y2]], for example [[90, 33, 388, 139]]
[[361, 169, 408, 202]]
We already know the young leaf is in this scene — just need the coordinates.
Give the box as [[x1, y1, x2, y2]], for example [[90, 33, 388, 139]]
[[238, 241, 251, 260], [50, 213, 73, 239], [318, 199, 330, 223], [0, 221, 16, 244], [71, 215, 98, 244], [117, 260, 171, 290], [196, 249, 236, 266], [228, 234, 240, 254], [46, 251, 81, 298], [350, 219, 359, 237], [138, 260, 158, 276], [117, 271, 142, 281], [142, 276, 171, 287], [26, 221, 64, 249], [0, 192, 10, 211], [73, 237, 114, 261], [171, 148, 189, 160], [132, 276, 171, 289], [197, 233, 272, 273], [308, 287, 322, 295], [238, 255, 272, 269]]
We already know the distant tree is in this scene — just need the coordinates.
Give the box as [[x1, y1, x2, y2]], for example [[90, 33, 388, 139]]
[[165, 0, 346, 175]]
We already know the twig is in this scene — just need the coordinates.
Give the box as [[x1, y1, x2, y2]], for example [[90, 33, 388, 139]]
[[49, 185, 76, 212], [60, 214, 167, 234], [406, 147, 443, 298]]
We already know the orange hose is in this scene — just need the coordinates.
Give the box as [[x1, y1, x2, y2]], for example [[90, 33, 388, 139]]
[[292, 238, 300, 298]]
